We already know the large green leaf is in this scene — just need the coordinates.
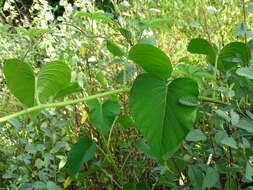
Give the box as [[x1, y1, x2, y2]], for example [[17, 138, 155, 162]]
[[66, 136, 96, 178], [37, 61, 71, 103], [217, 42, 250, 71], [129, 74, 198, 158], [87, 99, 121, 135], [3, 59, 35, 107], [128, 44, 172, 80], [187, 38, 217, 65]]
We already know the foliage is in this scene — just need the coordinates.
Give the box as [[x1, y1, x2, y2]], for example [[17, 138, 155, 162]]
[[1, 0, 253, 190]]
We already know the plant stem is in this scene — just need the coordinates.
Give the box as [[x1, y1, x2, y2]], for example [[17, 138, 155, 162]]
[[0, 88, 228, 123], [198, 96, 228, 105], [0, 88, 130, 123]]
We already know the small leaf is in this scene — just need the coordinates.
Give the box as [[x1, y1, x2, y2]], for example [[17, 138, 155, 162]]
[[106, 40, 124, 57], [236, 67, 253, 79], [186, 129, 206, 142], [235, 118, 253, 133], [63, 177, 72, 188], [202, 167, 219, 189], [123, 181, 150, 190], [129, 44, 172, 80], [221, 137, 238, 149], [245, 162, 253, 180], [230, 110, 240, 125], [187, 38, 217, 65], [246, 4, 253, 13], [117, 115, 136, 129], [96, 71, 108, 89], [235, 22, 253, 37], [37, 61, 71, 103], [3, 59, 35, 107], [87, 99, 121, 135], [47, 181, 63, 190], [216, 109, 230, 122], [119, 28, 132, 41], [66, 136, 96, 178], [179, 96, 198, 106]]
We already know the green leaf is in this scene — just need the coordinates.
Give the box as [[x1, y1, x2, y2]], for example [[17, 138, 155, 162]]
[[106, 40, 124, 57], [66, 136, 96, 178], [119, 28, 132, 41], [135, 139, 156, 160], [128, 44, 172, 80], [217, 42, 250, 71], [46, 181, 63, 190], [224, 177, 239, 190], [3, 59, 35, 107], [96, 71, 108, 89], [221, 137, 238, 149], [54, 82, 82, 99], [236, 67, 253, 79], [129, 74, 198, 158], [87, 99, 121, 135], [179, 96, 198, 106], [123, 181, 150, 190], [246, 162, 253, 180], [76, 12, 116, 26], [117, 115, 136, 129], [235, 22, 253, 37], [230, 110, 240, 125], [187, 38, 217, 65], [37, 61, 71, 103], [188, 165, 203, 190], [235, 118, 253, 133], [246, 4, 253, 13], [186, 129, 206, 142], [202, 167, 219, 189]]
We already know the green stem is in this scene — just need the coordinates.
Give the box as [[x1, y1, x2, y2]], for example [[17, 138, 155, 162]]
[[198, 96, 227, 105], [0, 88, 228, 123], [0, 88, 130, 123]]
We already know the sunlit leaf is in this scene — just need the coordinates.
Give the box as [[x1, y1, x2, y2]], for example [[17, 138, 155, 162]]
[[3, 59, 35, 107], [129, 44, 172, 80]]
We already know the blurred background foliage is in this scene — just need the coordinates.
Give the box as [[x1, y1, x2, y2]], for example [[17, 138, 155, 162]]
[[0, 0, 253, 189]]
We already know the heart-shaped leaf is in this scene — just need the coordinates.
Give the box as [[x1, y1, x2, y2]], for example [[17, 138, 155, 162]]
[[3, 59, 35, 107], [128, 44, 172, 80], [187, 38, 217, 65], [87, 99, 121, 135], [66, 136, 96, 178], [217, 42, 251, 71], [106, 40, 124, 57], [129, 74, 198, 158], [37, 61, 71, 103]]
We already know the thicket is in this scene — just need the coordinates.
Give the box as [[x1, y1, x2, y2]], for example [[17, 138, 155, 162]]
[[1, 0, 253, 189]]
